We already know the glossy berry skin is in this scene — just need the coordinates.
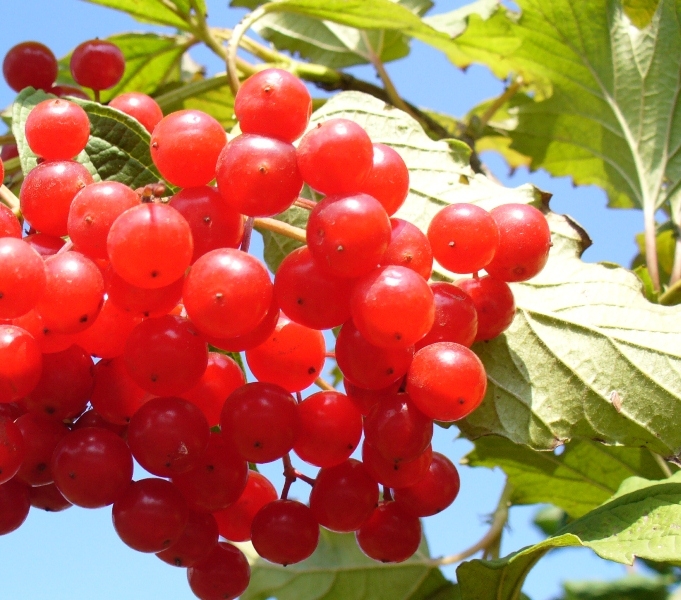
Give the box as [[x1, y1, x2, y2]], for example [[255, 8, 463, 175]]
[[3, 41, 57, 92], [428, 203, 499, 274], [70, 39, 125, 91], [106, 270, 184, 320], [251, 500, 319, 565], [364, 393, 433, 464], [394, 452, 460, 517], [0, 479, 30, 535], [362, 442, 432, 489], [0, 417, 25, 484], [24, 345, 95, 420], [407, 342, 487, 422], [36, 251, 105, 334], [127, 396, 210, 477], [455, 276, 516, 341], [356, 501, 421, 563], [29, 482, 72, 512], [181, 352, 246, 427], [112, 478, 189, 553], [0, 325, 42, 404], [416, 282, 478, 350], [0, 204, 22, 239], [187, 542, 251, 600], [171, 433, 248, 513], [343, 379, 403, 416], [49, 84, 89, 100], [157, 510, 219, 568], [109, 92, 163, 133], [183, 248, 273, 339], [14, 413, 69, 486], [11, 309, 76, 355], [0, 238, 46, 319], [23, 232, 65, 256], [90, 357, 150, 425], [168, 186, 244, 263], [220, 382, 299, 464], [235, 68, 312, 143], [124, 315, 208, 396], [309, 459, 379, 533], [108, 203, 193, 289], [486, 203, 552, 282], [72, 408, 127, 437], [359, 144, 410, 215], [20, 160, 93, 237], [297, 118, 373, 195], [351, 266, 434, 349], [25, 99, 90, 160], [51, 427, 133, 508], [246, 313, 326, 392], [274, 246, 355, 330], [204, 297, 279, 353], [306, 193, 391, 278], [216, 134, 303, 217], [150, 110, 226, 188], [68, 180, 140, 260], [213, 471, 278, 542], [294, 391, 363, 468], [380, 218, 433, 279], [72, 298, 140, 359], [335, 320, 414, 390]]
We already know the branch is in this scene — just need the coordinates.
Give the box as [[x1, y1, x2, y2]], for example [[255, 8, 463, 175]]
[[477, 78, 523, 130], [0, 184, 21, 218], [651, 451, 673, 478], [253, 217, 307, 244], [435, 480, 513, 566], [314, 377, 336, 392], [644, 203, 661, 292], [227, 4, 272, 95]]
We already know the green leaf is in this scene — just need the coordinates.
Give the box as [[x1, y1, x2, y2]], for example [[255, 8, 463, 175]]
[[257, 205, 308, 273], [533, 505, 569, 537], [631, 228, 677, 286], [447, 0, 681, 215], [233, 0, 432, 69], [456, 471, 681, 600], [622, 0, 661, 29], [156, 75, 237, 129], [561, 574, 670, 600], [240, 529, 456, 600], [80, 0, 202, 30], [12, 88, 162, 188], [57, 33, 192, 103], [464, 436, 667, 518], [422, 0, 499, 39]]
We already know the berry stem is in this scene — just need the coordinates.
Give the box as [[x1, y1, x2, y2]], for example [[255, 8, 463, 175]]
[[253, 217, 307, 244], [227, 4, 271, 95], [240, 217, 255, 253], [294, 197, 317, 211], [314, 377, 335, 392], [651, 450, 673, 477], [0, 184, 21, 219], [435, 479, 513, 566], [644, 202, 661, 292], [476, 78, 523, 131]]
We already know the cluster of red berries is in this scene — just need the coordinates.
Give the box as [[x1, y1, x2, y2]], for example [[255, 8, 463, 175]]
[[0, 37, 552, 600]]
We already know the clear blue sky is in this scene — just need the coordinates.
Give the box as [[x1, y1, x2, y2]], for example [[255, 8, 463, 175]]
[[0, 1, 642, 599]]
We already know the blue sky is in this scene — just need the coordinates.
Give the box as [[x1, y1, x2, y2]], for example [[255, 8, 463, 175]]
[[0, 1, 643, 599]]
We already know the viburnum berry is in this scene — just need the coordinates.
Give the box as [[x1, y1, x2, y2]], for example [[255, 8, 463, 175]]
[[416, 282, 478, 349], [456, 276, 516, 341], [157, 510, 219, 568], [3, 41, 57, 92], [213, 471, 278, 542], [485, 203, 552, 281], [70, 39, 125, 91], [29, 482, 72, 512], [0, 479, 30, 535], [14, 413, 69, 486], [380, 218, 433, 280], [72, 298, 141, 359], [23, 232, 65, 256], [251, 499, 319, 565], [407, 342, 487, 422], [0, 417, 25, 484], [204, 297, 280, 353], [187, 542, 251, 600], [362, 441, 432, 489], [25, 98, 90, 161], [220, 382, 300, 464], [150, 109, 226, 188], [105, 270, 184, 320], [0, 203, 22, 239], [0, 238, 46, 319], [297, 118, 373, 195], [90, 356, 150, 425], [0, 325, 43, 404], [109, 92, 163, 133], [235, 68, 312, 143], [356, 501, 421, 563], [359, 143, 410, 215]]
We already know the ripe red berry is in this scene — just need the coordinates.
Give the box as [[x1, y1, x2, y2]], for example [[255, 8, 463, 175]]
[[380, 218, 433, 279], [297, 118, 373, 195], [415, 282, 478, 349], [356, 501, 421, 563], [157, 510, 218, 568], [109, 92, 163, 133], [3, 41, 57, 92], [0, 417, 25, 484], [235, 68, 312, 143], [456, 276, 516, 341], [359, 144, 410, 215], [251, 499, 319, 565], [407, 342, 487, 422], [0, 203, 22, 239], [25, 98, 90, 160], [70, 39, 125, 91], [29, 482, 72, 512], [0, 479, 30, 535], [0, 238, 46, 319], [485, 203, 552, 281], [150, 109, 226, 188], [0, 325, 43, 404], [187, 542, 251, 600]]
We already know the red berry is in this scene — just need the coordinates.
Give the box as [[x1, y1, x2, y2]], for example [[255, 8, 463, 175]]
[[187, 542, 251, 600], [356, 501, 421, 563], [109, 92, 163, 133], [359, 144, 410, 216], [0, 479, 30, 535], [0, 325, 42, 404], [25, 99, 90, 160], [70, 39, 125, 91], [456, 276, 516, 341], [3, 41, 57, 92], [157, 510, 219, 568]]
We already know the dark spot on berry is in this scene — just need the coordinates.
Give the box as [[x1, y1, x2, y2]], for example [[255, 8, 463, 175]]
[[69, 472, 76, 479], [297, 298, 304, 305], [45, 406, 55, 415], [150, 374, 158, 382], [0, 292, 3, 299], [259, 165, 267, 174], [513, 266, 526, 276], [204, 216, 211, 224], [174, 558, 182, 567], [206, 464, 214, 472], [254, 441, 262, 448], [308, 367, 316, 374], [458, 397, 465, 405], [404, 254, 413, 263], [79, 315, 88, 323], [165, 462, 171, 468], [395, 332, 402, 340], [386, 368, 394, 375], [84, 215, 93, 224], [143, 311, 150, 317], [162, 540, 171, 548], [263, 85, 272, 94], [150, 270, 159, 278], [348, 443, 354, 449], [37, 462, 47, 473]]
